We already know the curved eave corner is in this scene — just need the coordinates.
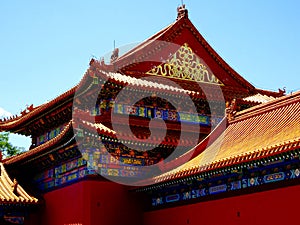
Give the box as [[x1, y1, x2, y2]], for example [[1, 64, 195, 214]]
[[0, 58, 108, 134], [4, 121, 73, 165], [0, 163, 38, 204], [0, 86, 77, 134]]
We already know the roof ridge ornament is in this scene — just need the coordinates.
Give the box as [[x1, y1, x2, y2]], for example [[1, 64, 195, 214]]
[[225, 99, 237, 121], [110, 48, 119, 64], [177, 4, 188, 20]]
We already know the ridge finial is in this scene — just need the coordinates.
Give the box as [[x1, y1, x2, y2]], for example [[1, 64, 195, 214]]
[[177, 3, 188, 20]]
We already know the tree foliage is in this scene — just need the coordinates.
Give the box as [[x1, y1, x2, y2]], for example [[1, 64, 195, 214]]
[[0, 132, 25, 158]]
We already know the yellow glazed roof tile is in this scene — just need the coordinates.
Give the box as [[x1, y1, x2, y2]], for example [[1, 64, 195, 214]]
[[155, 91, 300, 183], [0, 163, 38, 204]]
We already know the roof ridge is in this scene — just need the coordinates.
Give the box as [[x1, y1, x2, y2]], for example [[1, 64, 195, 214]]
[[116, 20, 177, 62], [232, 90, 300, 123], [181, 18, 255, 92], [112, 16, 256, 93]]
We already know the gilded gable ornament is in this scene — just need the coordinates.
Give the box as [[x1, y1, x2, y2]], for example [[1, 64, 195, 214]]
[[146, 43, 223, 85]]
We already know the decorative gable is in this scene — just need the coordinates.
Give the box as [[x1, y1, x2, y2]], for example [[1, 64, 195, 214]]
[[146, 43, 223, 86]]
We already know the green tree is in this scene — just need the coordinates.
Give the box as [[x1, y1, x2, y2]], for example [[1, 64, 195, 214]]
[[0, 132, 25, 158]]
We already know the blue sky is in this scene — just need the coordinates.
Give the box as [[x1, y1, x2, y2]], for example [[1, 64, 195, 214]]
[[1, 0, 300, 148]]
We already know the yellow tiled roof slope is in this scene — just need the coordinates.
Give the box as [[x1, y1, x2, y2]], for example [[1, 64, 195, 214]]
[[0, 163, 38, 204], [155, 91, 300, 183]]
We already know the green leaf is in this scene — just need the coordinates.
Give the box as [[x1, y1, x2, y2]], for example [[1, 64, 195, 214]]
[[0, 132, 25, 158]]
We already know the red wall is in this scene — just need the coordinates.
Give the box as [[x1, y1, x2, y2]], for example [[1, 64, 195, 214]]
[[143, 184, 300, 225], [87, 180, 144, 225], [42, 181, 85, 225], [41, 179, 144, 225], [37, 179, 300, 225]]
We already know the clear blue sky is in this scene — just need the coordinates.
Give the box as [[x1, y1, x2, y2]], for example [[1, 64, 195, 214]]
[[1, 0, 300, 148]]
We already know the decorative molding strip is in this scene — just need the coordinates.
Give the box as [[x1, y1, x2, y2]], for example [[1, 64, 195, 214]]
[[150, 151, 300, 207]]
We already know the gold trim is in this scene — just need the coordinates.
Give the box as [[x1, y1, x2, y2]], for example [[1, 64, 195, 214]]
[[146, 43, 223, 85]]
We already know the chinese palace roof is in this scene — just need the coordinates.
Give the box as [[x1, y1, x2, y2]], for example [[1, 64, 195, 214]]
[[0, 7, 283, 136], [153, 90, 300, 183], [0, 6, 286, 172], [0, 163, 38, 204]]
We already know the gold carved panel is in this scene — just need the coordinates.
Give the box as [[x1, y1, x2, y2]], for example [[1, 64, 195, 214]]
[[146, 43, 223, 85]]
